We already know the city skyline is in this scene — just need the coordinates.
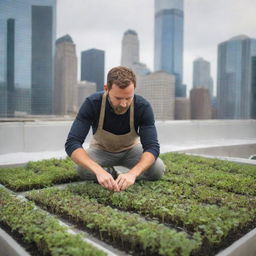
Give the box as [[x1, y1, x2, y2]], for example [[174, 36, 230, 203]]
[[57, 0, 256, 95]]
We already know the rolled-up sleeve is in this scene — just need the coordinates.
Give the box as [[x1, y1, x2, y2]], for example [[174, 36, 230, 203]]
[[138, 103, 160, 159], [65, 98, 93, 157]]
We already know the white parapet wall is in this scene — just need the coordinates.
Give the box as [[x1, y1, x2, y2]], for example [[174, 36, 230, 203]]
[[0, 121, 74, 154], [156, 120, 256, 144], [0, 119, 256, 155]]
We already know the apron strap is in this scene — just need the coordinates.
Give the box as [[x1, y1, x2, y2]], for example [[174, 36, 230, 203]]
[[98, 91, 108, 130], [129, 99, 135, 131]]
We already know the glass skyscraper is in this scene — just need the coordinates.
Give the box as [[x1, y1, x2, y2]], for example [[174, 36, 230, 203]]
[[251, 56, 256, 119], [154, 0, 185, 97], [81, 49, 105, 92], [0, 0, 56, 117], [217, 35, 256, 119]]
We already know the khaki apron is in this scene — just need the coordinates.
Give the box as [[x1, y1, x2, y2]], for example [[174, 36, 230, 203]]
[[90, 91, 140, 152]]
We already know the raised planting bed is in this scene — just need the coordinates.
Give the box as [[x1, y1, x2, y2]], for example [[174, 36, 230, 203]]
[[0, 158, 80, 191], [0, 152, 255, 255], [0, 187, 106, 256], [26, 187, 202, 256]]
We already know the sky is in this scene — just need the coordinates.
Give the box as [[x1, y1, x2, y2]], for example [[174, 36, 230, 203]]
[[57, 0, 256, 95]]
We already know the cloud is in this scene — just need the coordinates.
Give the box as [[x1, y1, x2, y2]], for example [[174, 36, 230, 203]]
[[57, 0, 256, 93]]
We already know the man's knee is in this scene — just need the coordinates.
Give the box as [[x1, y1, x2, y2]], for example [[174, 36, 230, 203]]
[[76, 165, 97, 180], [139, 158, 165, 181], [150, 158, 165, 180]]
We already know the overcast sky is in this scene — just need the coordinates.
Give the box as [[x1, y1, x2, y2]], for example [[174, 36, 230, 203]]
[[57, 0, 256, 95]]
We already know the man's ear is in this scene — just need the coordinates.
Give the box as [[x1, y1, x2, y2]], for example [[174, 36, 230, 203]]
[[103, 84, 108, 92]]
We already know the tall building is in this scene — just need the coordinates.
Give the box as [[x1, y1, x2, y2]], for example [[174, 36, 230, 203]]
[[217, 35, 256, 119], [193, 57, 214, 98], [54, 35, 77, 115], [251, 56, 256, 119], [190, 88, 211, 119], [121, 30, 150, 76], [154, 0, 185, 97], [0, 0, 56, 117], [137, 71, 175, 120], [81, 49, 105, 92], [121, 30, 139, 68]]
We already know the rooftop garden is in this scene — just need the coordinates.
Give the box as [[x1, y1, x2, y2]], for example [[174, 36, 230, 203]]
[[0, 153, 255, 256]]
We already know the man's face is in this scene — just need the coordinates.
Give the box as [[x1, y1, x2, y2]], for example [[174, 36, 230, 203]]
[[106, 83, 135, 115]]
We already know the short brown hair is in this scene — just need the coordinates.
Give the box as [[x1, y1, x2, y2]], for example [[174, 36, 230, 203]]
[[107, 66, 136, 90]]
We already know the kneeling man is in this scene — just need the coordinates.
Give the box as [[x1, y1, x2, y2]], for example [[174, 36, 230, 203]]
[[65, 66, 165, 192]]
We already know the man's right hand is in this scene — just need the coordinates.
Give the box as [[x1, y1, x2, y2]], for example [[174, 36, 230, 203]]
[[96, 170, 119, 192], [71, 148, 120, 192]]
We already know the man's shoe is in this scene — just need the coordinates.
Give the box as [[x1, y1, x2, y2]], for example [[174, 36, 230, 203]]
[[105, 167, 118, 179]]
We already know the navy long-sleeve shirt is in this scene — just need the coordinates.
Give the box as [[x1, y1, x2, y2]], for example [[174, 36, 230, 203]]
[[65, 91, 160, 159]]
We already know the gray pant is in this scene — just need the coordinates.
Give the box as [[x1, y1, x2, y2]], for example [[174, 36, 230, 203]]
[[77, 144, 165, 181]]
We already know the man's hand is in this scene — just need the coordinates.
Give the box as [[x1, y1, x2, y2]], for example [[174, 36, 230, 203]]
[[114, 152, 155, 191], [116, 172, 137, 191], [96, 170, 119, 192]]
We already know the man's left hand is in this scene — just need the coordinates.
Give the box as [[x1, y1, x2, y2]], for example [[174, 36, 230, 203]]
[[116, 172, 137, 191]]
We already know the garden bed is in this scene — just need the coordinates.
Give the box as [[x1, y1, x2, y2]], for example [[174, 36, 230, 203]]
[[0, 153, 255, 255], [0, 187, 106, 256], [0, 158, 80, 191]]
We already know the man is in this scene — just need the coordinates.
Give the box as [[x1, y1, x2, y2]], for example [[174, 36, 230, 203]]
[[65, 66, 165, 192]]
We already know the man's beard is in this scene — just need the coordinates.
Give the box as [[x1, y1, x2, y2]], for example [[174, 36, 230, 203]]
[[108, 98, 130, 115], [114, 105, 130, 115]]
